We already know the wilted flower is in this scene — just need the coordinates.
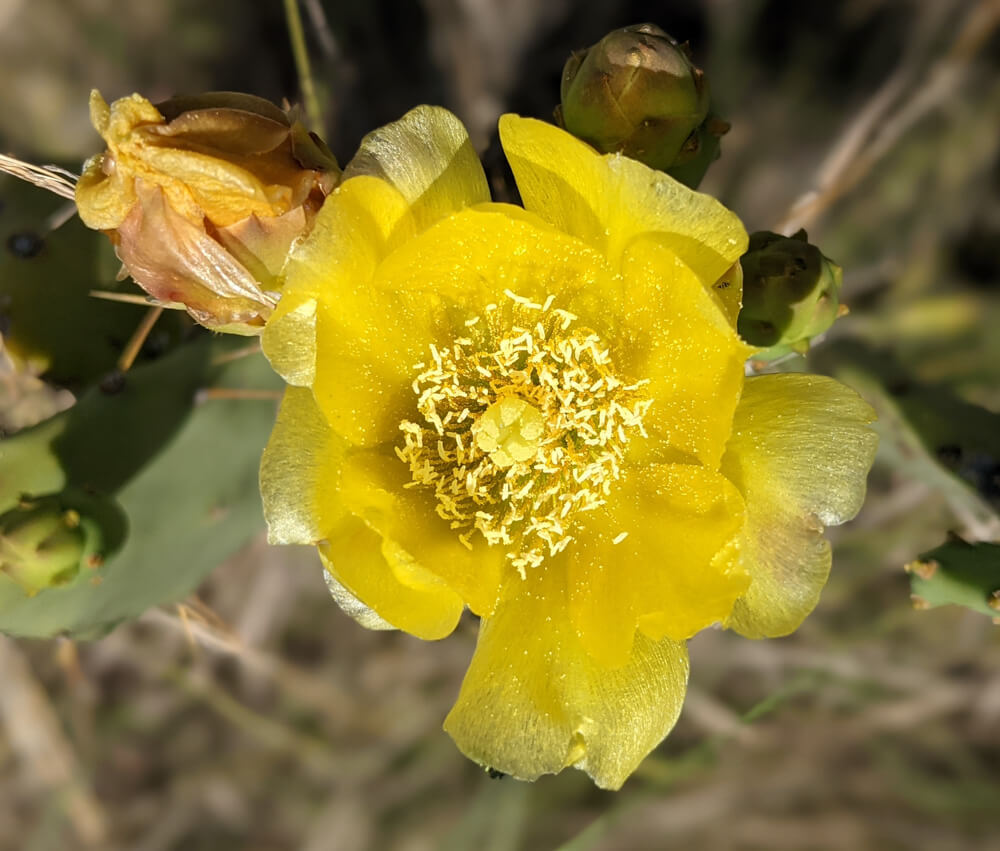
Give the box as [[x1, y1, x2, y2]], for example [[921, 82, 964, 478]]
[[258, 107, 877, 788], [75, 90, 340, 334]]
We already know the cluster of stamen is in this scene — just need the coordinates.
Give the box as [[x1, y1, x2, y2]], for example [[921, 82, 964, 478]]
[[396, 291, 650, 576]]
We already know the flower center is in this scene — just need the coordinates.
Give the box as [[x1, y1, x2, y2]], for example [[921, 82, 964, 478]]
[[397, 292, 650, 576], [472, 397, 545, 468]]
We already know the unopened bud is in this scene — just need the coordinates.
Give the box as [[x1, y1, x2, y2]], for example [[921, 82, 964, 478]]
[[0, 491, 122, 596], [738, 229, 844, 356], [75, 91, 340, 335], [558, 24, 710, 173], [1, 500, 84, 595]]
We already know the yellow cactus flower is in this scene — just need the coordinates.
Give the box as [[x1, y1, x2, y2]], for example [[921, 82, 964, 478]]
[[75, 91, 340, 334], [258, 107, 878, 789]]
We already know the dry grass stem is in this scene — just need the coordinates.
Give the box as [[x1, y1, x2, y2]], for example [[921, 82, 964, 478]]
[[0, 154, 77, 200], [0, 637, 109, 847], [776, 0, 1000, 234]]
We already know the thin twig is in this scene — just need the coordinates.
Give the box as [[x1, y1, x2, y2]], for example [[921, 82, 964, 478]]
[[169, 666, 339, 775], [283, 0, 324, 132], [180, 597, 239, 636], [302, 0, 340, 61], [775, 0, 1000, 234], [43, 201, 79, 234], [141, 606, 359, 724]]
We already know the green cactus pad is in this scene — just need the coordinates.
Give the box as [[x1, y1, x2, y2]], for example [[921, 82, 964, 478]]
[[0, 336, 281, 638], [907, 538, 1000, 618]]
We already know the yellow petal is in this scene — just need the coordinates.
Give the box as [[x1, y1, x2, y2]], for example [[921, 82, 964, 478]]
[[260, 388, 465, 638], [99, 91, 162, 144], [322, 570, 395, 631], [257, 296, 316, 386], [710, 260, 744, 329], [88, 89, 112, 136], [338, 449, 505, 617], [318, 517, 464, 640], [374, 204, 619, 329], [444, 566, 689, 790], [361, 203, 619, 445], [618, 235, 751, 467], [76, 154, 136, 230], [77, 93, 141, 229], [259, 386, 347, 545], [84, 91, 288, 228], [721, 374, 877, 638], [346, 105, 490, 231], [498, 115, 748, 296], [567, 463, 748, 667], [266, 160, 493, 445], [261, 175, 423, 442], [136, 144, 286, 226]]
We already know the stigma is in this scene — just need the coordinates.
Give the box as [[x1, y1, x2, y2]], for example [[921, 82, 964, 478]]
[[473, 397, 545, 468]]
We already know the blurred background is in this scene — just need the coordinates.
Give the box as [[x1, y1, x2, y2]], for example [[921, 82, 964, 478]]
[[1, 0, 999, 848]]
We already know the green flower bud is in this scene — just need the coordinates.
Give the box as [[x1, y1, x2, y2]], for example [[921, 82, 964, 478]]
[[1, 501, 85, 595], [737, 229, 845, 356], [0, 491, 119, 596], [558, 23, 710, 173]]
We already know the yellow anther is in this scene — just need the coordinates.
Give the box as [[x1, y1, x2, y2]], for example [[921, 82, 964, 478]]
[[473, 397, 545, 468]]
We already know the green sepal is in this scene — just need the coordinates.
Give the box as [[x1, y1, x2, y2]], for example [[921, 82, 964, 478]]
[[663, 115, 729, 190]]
